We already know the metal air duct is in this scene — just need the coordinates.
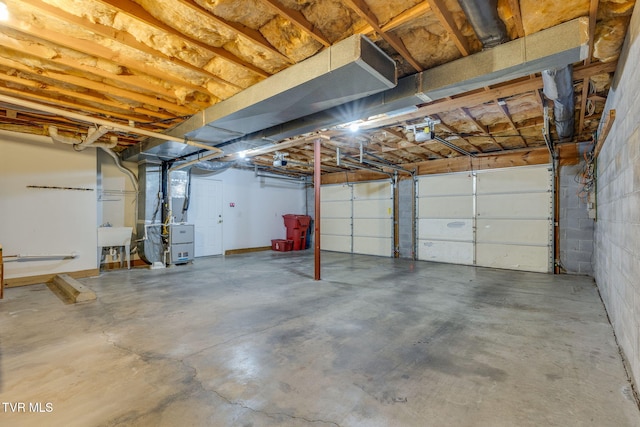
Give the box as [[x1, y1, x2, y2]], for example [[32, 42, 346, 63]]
[[122, 34, 396, 162], [458, 0, 509, 48], [542, 65, 575, 140]]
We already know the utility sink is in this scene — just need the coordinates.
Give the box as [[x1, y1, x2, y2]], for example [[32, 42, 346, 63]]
[[98, 227, 132, 270], [97, 227, 132, 247]]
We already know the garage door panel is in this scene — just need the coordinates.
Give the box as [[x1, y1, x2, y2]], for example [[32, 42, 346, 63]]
[[418, 196, 473, 219], [477, 167, 551, 194], [321, 185, 352, 201], [476, 243, 550, 272], [321, 218, 351, 236], [476, 219, 550, 245], [477, 192, 551, 218], [321, 234, 351, 252], [418, 218, 473, 241], [353, 181, 391, 199], [322, 200, 351, 218], [353, 199, 392, 218], [354, 237, 391, 257], [418, 174, 472, 197], [354, 218, 392, 237], [418, 240, 474, 265]]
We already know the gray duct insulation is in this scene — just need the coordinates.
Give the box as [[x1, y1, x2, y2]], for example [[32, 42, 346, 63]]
[[542, 66, 575, 140], [457, 0, 509, 48]]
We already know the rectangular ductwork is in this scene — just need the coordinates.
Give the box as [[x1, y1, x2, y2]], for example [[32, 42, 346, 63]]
[[122, 35, 396, 161]]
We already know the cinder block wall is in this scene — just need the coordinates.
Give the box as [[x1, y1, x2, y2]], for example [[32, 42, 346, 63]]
[[593, 5, 640, 389], [559, 162, 594, 274], [398, 178, 414, 258]]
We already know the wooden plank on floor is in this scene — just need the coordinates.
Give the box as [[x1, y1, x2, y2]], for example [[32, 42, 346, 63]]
[[4, 268, 100, 288]]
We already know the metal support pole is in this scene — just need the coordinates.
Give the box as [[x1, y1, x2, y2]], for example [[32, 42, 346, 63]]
[[314, 138, 321, 281]]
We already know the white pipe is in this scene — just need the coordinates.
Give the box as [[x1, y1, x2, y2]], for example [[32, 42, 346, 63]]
[[3, 252, 78, 260], [49, 126, 118, 150], [78, 126, 110, 148], [0, 94, 222, 155]]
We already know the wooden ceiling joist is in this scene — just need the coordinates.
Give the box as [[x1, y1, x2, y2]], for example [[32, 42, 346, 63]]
[[18, 0, 243, 91], [2, 20, 212, 97], [0, 56, 195, 116], [176, 0, 292, 64], [425, 0, 471, 56], [578, 0, 600, 134], [0, 32, 208, 108], [507, 0, 525, 38], [258, 0, 331, 47], [343, 0, 423, 72], [97, 0, 271, 79]]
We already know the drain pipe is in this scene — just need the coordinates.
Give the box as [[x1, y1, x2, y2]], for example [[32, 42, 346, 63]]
[[0, 93, 223, 155], [458, 0, 509, 48], [542, 65, 575, 140]]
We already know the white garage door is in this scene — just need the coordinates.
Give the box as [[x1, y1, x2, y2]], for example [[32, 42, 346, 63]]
[[417, 165, 553, 273], [417, 172, 474, 265], [475, 166, 553, 273], [321, 180, 393, 257]]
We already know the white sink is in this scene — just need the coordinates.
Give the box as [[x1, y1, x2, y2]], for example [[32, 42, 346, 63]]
[[98, 227, 132, 247]]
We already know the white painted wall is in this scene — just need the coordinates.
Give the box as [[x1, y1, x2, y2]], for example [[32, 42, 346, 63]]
[[0, 130, 98, 279], [196, 168, 307, 251], [97, 150, 137, 229], [593, 5, 640, 389]]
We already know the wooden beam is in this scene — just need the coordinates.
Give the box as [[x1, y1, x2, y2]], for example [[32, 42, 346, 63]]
[[507, 0, 525, 38], [0, 31, 209, 105], [361, 61, 617, 130], [176, 0, 291, 63], [578, 0, 600, 134], [593, 109, 616, 158], [321, 169, 389, 184], [259, 0, 331, 47], [355, 2, 432, 35], [0, 56, 195, 116], [411, 146, 551, 175], [494, 100, 528, 147], [344, 0, 423, 72], [426, 0, 471, 56], [18, 0, 243, 91], [0, 86, 168, 124], [2, 14, 212, 96], [98, 0, 270, 78], [432, 114, 484, 153]]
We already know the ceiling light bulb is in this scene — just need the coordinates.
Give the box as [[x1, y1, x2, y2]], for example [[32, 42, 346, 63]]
[[349, 123, 360, 132], [0, 1, 9, 21], [238, 150, 246, 159]]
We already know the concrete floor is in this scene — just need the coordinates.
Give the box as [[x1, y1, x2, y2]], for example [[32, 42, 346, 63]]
[[1, 251, 639, 427]]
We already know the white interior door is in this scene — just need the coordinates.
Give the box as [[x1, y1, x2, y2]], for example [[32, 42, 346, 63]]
[[190, 177, 223, 257]]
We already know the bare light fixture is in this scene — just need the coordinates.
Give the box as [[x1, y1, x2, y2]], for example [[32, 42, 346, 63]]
[[0, 1, 8, 21]]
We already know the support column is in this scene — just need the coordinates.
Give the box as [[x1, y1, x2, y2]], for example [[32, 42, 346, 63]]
[[314, 139, 321, 281]]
